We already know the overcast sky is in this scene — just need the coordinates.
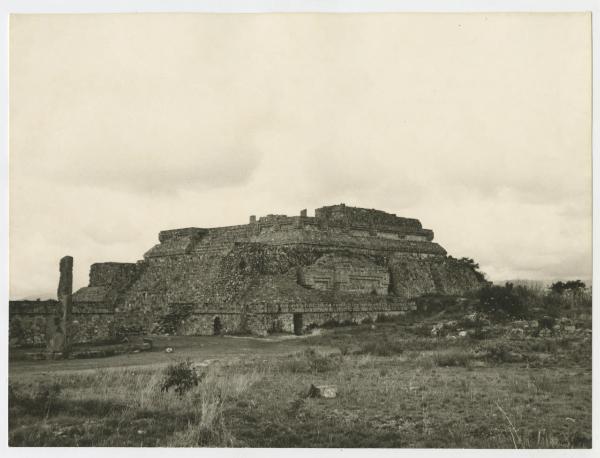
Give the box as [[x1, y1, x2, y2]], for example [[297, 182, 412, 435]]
[[9, 13, 592, 299]]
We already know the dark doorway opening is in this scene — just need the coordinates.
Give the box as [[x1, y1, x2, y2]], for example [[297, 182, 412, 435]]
[[213, 316, 222, 335], [293, 313, 303, 336]]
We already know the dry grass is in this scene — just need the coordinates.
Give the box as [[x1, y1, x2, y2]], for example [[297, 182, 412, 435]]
[[9, 319, 592, 448]]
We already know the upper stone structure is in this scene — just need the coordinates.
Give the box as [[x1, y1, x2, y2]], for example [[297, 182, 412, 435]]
[[10, 204, 486, 343]]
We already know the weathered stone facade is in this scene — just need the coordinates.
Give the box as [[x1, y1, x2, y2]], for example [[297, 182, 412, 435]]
[[9, 204, 487, 344]]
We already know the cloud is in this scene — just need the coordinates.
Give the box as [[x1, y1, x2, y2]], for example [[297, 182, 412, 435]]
[[50, 146, 263, 194], [9, 13, 592, 298]]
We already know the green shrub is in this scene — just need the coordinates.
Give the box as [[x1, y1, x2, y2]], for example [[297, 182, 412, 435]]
[[468, 327, 491, 340], [480, 342, 522, 363], [413, 323, 433, 337], [34, 382, 63, 415], [282, 348, 342, 373], [525, 338, 557, 353], [539, 294, 563, 317], [447, 256, 487, 282], [161, 360, 203, 396], [358, 337, 404, 356], [338, 345, 351, 356], [550, 280, 586, 294], [538, 316, 556, 329], [413, 294, 460, 315], [305, 348, 342, 372], [9, 317, 25, 342], [477, 283, 528, 319], [432, 349, 475, 367], [321, 319, 356, 329], [375, 313, 404, 323]]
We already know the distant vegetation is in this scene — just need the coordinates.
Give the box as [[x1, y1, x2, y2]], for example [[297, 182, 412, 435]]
[[447, 256, 487, 282], [477, 280, 591, 321], [549, 280, 586, 295]]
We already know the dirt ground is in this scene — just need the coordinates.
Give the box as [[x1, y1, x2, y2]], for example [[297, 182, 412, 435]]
[[9, 334, 325, 377]]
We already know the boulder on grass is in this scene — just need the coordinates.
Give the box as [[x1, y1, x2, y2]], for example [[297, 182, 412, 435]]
[[308, 384, 337, 399]]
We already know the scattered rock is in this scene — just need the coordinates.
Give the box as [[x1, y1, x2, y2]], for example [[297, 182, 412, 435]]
[[308, 384, 337, 398], [458, 331, 467, 337], [464, 313, 478, 323], [563, 325, 576, 333], [508, 328, 525, 338], [431, 323, 444, 337]]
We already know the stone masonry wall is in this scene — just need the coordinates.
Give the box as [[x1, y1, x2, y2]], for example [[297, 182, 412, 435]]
[[22, 204, 487, 343], [9, 300, 115, 347]]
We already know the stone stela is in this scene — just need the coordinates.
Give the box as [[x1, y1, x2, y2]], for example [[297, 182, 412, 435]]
[[47, 256, 73, 355]]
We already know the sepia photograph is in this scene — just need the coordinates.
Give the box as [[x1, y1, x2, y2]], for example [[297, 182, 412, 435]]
[[3, 1, 597, 452]]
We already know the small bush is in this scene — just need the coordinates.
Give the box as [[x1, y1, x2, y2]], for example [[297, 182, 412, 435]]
[[161, 360, 204, 396], [321, 319, 356, 329], [479, 342, 525, 364], [468, 327, 491, 340], [304, 348, 342, 373], [525, 338, 558, 354], [432, 349, 475, 368], [375, 313, 403, 323], [282, 348, 342, 373], [358, 337, 404, 356], [549, 280, 586, 294], [413, 294, 460, 315], [540, 295, 563, 318], [538, 316, 556, 329], [413, 323, 433, 337], [34, 382, 62, 414], [338, 345, 351, 356], [477, 283, 528, 319]]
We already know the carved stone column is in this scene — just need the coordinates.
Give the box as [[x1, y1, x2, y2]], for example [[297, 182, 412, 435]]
[[47, 256, 73, 356]]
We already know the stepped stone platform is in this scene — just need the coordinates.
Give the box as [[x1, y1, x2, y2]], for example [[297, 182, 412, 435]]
[[10, 204, 487, 344]]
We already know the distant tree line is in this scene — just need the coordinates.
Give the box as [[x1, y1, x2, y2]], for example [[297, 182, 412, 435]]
[[476, 280, 590, 320]]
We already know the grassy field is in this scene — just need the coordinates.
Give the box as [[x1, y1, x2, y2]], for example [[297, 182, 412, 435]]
[[8, 314, 592, 448]]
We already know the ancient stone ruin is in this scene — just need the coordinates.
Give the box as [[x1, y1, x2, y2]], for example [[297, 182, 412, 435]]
[[10, 204, 487, 344], [46, 256, 73, 355]]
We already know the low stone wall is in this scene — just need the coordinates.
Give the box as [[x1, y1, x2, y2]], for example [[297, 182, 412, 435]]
[[9, 300, 116, 347], [157, 305, 415, 337], [10, 299, 415, 343], [70, 313, 116, 344], [176, 313, 243, 336]]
